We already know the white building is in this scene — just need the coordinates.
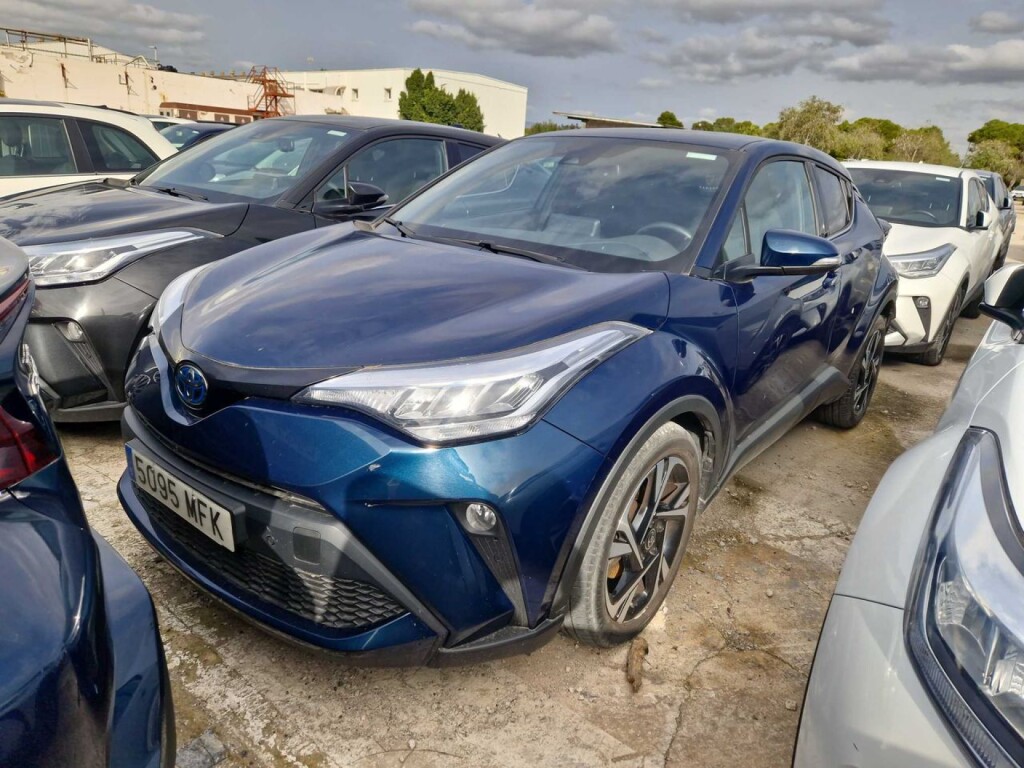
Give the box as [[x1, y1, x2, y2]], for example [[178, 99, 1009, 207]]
[[279, 68, 528, 138]]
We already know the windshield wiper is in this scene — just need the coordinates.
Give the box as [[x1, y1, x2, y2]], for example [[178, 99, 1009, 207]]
[[148, 185, 208, 202], [380, 216, 416, 238], [459, 239, 570, 267]]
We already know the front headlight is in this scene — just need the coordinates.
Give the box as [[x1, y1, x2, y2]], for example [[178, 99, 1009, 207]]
[[22, 230, 211, 287], [889, 243, 956, 279], [908, 428, 1024, 767], [294, 322, 650, 444]]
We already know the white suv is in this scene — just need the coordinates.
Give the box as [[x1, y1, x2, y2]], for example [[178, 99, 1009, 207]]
[[0, 100, 175, 198], [846, 160, 1001, 365]]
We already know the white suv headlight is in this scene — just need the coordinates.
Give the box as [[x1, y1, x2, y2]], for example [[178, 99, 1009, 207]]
[[293, 322, 650, 444], [908, 428, 1024, 767], [888, 243, 956, 279], [23, 230, 211, 287]]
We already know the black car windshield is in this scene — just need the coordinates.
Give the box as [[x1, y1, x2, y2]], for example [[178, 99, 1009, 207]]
[[388, 135, 737, 273], [849, 168, 962, 227], [138, 119, 355, 202]]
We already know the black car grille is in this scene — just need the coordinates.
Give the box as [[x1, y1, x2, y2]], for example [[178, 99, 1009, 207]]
[[139, 492, 406, 630]]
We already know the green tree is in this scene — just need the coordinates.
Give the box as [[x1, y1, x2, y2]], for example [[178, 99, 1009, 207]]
[[968, 119, 1024, 153], [837, 125, 887, 160], [966, 139, 1024, 188], [398, 69, 485, 132], [691, 120, 714, 131], [841, 117, 903, 144], [524, 120, 577, 135], [707, 117, 760, 135], [773, 96, 845, 156], [657, 110, 683, 128], [888, 126, 959, 165]]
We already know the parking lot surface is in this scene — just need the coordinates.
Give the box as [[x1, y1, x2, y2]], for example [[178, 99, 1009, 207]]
[[61, 223, 1024, 768]]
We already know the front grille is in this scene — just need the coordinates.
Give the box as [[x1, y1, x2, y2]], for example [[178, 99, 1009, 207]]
[[139, 492, 406, 630]]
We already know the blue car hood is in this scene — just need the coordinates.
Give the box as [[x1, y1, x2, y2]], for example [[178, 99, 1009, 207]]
[[179, 231, 670, 370]]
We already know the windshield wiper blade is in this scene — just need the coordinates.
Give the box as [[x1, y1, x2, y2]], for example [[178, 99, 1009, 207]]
[[461, 239, 569, 267], [380, 216, 416, 238], [149, 185, 207, 202]]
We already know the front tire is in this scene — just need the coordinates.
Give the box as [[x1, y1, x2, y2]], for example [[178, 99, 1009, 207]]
[[814, 311, 887, 429], [913, 287, 964, 365], [564, 423, 700, 648]]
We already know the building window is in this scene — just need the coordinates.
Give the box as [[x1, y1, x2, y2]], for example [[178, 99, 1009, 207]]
[[384, 88, 392, 100], [351, 88, 359, 101]]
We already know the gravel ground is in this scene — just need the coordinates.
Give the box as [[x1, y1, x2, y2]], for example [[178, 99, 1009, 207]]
[[60, 221, 1024, 768]]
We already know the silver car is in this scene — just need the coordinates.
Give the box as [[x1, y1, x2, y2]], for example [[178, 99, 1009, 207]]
[[795, 264, 1024, 767]]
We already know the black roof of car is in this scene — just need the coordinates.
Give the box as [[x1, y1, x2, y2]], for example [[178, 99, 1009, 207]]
[[276, 114, 501, 143]]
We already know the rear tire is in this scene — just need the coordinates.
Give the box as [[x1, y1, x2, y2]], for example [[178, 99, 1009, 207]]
[[564, 423, 700, 648], [814, 311, 887, 429], [960, 291, 983, 319], [913, 287, 964, 366]]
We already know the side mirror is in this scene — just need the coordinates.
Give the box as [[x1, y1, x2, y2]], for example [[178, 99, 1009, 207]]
[[725, 229, 841, 281], [981, 264, 1024, 334], [313, 182, 388, 217], [1002, 196, 1012, 210], [971, 210, 992, 230]]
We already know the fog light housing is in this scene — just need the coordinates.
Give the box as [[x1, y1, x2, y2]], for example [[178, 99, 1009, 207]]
[[459, 502, 498, 535], [914, 296, 931, 309], [57, 320, 86, 342]]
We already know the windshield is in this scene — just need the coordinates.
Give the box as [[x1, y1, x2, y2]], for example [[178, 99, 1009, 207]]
[[388, 135, 737, 273], [138, 119, 354, 202], [849, 168, 962, 227]]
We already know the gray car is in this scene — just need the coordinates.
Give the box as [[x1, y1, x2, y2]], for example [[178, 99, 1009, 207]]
[[795, 263, 1024, 767]]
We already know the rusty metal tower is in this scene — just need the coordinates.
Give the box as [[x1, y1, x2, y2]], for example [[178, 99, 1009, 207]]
[[245, 66, 294, 118]]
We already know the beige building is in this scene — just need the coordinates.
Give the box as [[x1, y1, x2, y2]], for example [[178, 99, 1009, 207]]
[[0, 30, 343, 122], [280, 68, 528, 138]]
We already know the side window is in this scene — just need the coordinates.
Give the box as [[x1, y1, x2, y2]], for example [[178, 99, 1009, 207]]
[[720, 209, 749, 263], [454, 142, 488, 165], [995, 176, 1008, 207], [78, 121, 158, 172], [0, 115, 76, 177], [967, 179, 985, 220], [744, 160, 817, 256], [813, 166, 850, 236], [318, 138, 447, 205]]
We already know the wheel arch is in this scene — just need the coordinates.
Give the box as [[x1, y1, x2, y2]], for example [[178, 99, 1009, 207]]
[[546, 390, 726, 617]]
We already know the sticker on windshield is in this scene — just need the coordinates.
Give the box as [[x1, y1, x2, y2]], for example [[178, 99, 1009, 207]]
[[935, 177, 951, 182], [686, 152, 718, 161], [328, 130, 348, 137]]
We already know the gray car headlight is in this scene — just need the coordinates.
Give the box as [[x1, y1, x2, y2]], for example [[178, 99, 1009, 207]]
[[293, 322, 649, 444], [888, 243, 956, 279], [907, 428, 1024, 767], [22, 230, 211, 287]]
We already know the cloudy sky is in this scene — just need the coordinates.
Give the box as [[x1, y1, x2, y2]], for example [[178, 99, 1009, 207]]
[[4, 0, 1024, 149]]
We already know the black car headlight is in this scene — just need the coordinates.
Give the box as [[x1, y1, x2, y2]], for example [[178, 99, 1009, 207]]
[[908, 428, 1024, 767]]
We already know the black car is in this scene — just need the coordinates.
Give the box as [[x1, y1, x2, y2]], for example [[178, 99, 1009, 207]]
[[0, 116, 500, 422], [160, 121, 235, 150]]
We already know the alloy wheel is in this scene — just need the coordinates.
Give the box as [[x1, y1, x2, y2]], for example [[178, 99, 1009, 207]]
[[936, 293, 962, 356], [605, 455, 690, 624], [853, 328, 884, 415]]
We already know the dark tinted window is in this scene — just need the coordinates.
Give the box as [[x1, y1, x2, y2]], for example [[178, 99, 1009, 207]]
[[849, 168, 961, 227], [813, 166, 850, 236], [967, 178, 985, 220], [343, 138, 447, 203], [79, 121, 158, 172], [0, 115, 76, 176], [454, 142, 488, 165], [745, 161, 817, 253]]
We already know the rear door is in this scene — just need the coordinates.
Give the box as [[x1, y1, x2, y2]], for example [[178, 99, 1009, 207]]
[[963, 176, 998, 291], [0, 113, 91, 196], [719, 158, 844, 457]]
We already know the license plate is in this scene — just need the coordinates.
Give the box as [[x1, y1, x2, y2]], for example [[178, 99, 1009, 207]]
[[129, 447, 236, 552]]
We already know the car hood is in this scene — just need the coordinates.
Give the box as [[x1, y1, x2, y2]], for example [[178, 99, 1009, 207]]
[[882, 222, 966, 258], [0, 180, 248, 246], [178, 229, 670, 372]]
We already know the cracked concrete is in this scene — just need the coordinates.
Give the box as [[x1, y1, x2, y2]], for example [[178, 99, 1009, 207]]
[[58, 234, 1021, 767]]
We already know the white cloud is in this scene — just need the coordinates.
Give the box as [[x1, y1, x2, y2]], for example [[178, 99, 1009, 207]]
[[649, 28, 826, 82], [408, 0, 619, 58], [828, 39, 1024, 85], [637, 77, 671, 89], [0, 0, 207, 62], [970, 10, 1024, 35], [649, 0, 883, 24]]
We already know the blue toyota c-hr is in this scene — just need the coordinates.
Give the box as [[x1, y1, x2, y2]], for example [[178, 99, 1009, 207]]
[[118, 130, 897, 664], [0, 238, 173, 765]]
